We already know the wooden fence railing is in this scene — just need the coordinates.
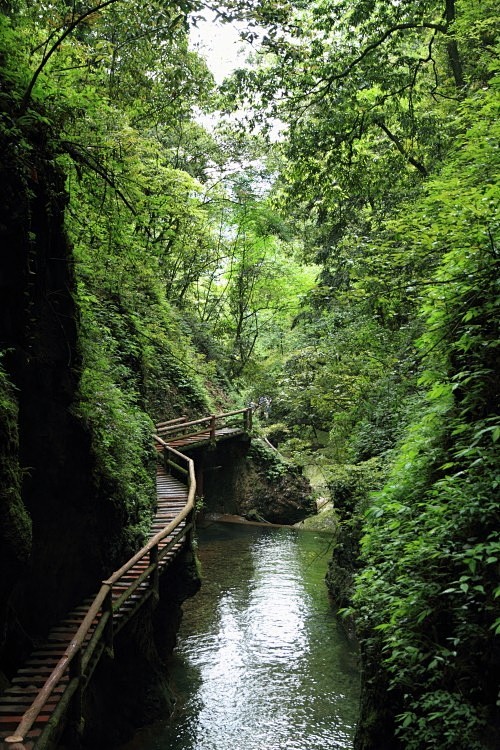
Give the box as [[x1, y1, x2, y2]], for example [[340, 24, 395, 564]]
[[156, 407, 253, 443], [4, 442, 196, 750]]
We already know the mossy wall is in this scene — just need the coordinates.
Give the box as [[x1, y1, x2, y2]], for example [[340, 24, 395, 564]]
[[0, 87, 209, 697], [0, 100, 102, 658], [0, 366, 31, 683]]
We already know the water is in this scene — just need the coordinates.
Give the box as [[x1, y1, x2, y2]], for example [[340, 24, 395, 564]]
[[122, 523, 359, 750]]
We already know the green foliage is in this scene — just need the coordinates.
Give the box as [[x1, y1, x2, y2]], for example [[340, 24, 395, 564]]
[[351, 84, 500, 748], [76, 301, 157, 551], [219, 4, 500, 745], [248, 439, 291, 482], [2, 3, 499, 745], [349, 381, 422, 462], [0, 0, 221, 562], [73, 221, 215, 551], [328, 458, 386, 516], [396, 690, 485, 750]]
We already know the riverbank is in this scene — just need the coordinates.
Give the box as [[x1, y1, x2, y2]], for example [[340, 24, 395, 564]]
[[201, 505, 338, 532]]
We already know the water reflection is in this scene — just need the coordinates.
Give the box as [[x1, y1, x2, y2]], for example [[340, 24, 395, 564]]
[[119, 524, 359, 750]]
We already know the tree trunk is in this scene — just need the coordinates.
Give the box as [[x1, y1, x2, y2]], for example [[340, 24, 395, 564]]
[[445, 0, 465, 90]]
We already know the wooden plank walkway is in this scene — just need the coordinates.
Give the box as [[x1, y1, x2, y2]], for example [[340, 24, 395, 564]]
[[166, 426, 245, 450], [155, 408, 252, 451], [0, 408, 251, 750], [0, 464, 190, 749]]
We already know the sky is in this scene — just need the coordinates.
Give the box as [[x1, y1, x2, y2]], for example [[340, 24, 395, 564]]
[[189, 12, 249, 84], [188, 10, 284, 180]]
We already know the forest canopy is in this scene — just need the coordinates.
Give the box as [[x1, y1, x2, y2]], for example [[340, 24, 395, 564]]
[[0, 0, 499, 748]]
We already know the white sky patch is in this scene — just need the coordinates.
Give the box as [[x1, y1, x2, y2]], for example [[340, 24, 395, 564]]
[[188, 9, 284, 198], [189, 12, 250, 85]]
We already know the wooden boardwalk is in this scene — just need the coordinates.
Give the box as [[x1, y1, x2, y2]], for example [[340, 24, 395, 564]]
[[0, 465, 190, 749], [0, 409, 251, 750], [155, 409, 252, 451], [166, 426, 246, 449]]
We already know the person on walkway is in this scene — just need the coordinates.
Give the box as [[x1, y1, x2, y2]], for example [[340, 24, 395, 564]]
[[257, 395, 272, 419]]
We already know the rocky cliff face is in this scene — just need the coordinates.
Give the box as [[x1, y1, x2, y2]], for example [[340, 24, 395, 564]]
[[0, 101, 151, 692], [0, 107, 100, 670], [194, 437, 315, 524]]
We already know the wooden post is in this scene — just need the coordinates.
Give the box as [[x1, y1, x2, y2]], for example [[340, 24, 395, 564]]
[[210, 414, 216, 442], [149, 545, 159, 601], [195, 450, 204, 501], [4, 738, 27, 749], [245, 407, 252, 431], [103, 586, 114, 659], [69, 650, 83, 736], [163, 446, 170, 474]]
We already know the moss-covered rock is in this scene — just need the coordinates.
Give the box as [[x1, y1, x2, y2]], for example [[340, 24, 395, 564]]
[[199, 436, 315, 524], [294, 502, 338, 531], [239, 439, 315, 523], [0, 365, 32, 627]]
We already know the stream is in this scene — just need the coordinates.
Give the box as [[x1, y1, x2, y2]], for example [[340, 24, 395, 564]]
[[121, 522, 359, 750]]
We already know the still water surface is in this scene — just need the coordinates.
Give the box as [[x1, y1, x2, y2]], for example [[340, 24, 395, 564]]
[[123, 523, 359, 750]]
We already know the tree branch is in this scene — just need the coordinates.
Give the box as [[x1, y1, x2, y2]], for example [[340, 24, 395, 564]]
[[21, 0, 122, 112], [445, 0, 465, 89], [62, 140, 154, 236], [374, 120, 428, 177], [302, 22, 447, 101]]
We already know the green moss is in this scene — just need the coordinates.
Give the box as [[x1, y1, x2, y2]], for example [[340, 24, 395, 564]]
[[74, 268, 216, 564], [248, 439, 292, 481], [296, 503, 338, 531], [351, 118, 500, 748], [76, 336, 157, 559], [0, 363, 32, 570]]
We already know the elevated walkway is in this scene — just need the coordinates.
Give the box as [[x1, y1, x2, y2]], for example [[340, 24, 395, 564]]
[[0, 409, 252, 750], [155, 409, 252, 450]]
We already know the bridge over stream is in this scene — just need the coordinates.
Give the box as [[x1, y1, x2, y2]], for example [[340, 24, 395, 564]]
[[0, 408, 253, 750]]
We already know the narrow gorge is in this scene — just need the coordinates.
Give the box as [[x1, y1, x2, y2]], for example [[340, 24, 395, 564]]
[[1, 2, 499, 749]]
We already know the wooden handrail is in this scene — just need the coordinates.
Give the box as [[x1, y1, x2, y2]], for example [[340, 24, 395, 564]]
[[155, 416, 187, 428], [156, 415, 212, 433], [215, 408, 249, 419], [5, 439, 196, 749], [155, 407, 252, 437], [4, 584, 111, 747], [4, 410, 246, 748]]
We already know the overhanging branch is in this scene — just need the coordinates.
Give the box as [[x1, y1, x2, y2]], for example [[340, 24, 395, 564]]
[[374, 120, 428, 177], [21, 0, 122, 112], [62, 140, 152, 233], [302, 22, 448, 101]]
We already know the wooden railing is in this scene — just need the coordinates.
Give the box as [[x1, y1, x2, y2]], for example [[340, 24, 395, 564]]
[[4, 442, 196, 750], [156, 407, 253, 443]]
